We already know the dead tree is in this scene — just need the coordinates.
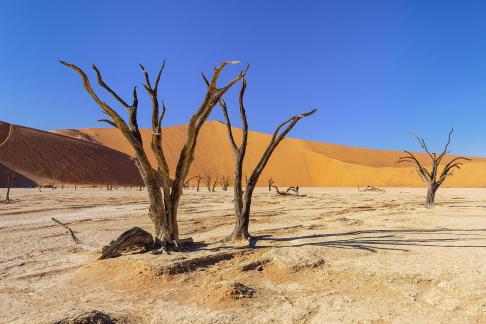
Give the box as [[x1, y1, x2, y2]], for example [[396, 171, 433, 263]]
[[273, 185, 305, 197], [273, 186, 290, 196], [202, 173, 219, 192], [358, 185, 385, 192], [286, 186, 299, 194], [398, 129, 470, 208], [216, 77, 316, 241], [266, 177, 275, 191], [183, 176, 198, 190], [202, 173, 213, 192], [62, 60, 246, 250], [211, 175, 219, 192], [196, 175, 202, 192], [220, 175, 232, 191], [5, 170, 15, 202]]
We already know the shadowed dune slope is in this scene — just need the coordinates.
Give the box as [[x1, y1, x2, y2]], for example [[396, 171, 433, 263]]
[[54, 121, 486, 188], [0, 163, 37, 187], [0, 121, 142, 186]]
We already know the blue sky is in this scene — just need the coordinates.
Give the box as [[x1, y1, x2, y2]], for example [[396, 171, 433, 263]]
[[0, 1, 485, 155]]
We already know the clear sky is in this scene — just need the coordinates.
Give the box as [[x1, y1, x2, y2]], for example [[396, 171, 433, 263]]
[[0, 1, 485, 155]]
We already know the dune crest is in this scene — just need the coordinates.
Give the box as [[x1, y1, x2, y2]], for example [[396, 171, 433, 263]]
[[53, 121, 486, 188]]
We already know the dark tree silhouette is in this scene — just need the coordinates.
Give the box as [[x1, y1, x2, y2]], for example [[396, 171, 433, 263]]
[[5, 170, 15, 202], [266, 177, 274, 191], [220, 176, 232, 191]]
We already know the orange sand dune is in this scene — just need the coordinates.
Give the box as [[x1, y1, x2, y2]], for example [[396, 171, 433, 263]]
[[54, 121, 486, 188], [0, 121, 142, 186]]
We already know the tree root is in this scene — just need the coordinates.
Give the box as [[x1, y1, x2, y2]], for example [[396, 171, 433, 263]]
[[152, 237, 195, 254], [222, 233, 255, 247]]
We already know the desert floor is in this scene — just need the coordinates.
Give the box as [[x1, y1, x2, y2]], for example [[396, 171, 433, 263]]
[[1, 188, 486, 323]]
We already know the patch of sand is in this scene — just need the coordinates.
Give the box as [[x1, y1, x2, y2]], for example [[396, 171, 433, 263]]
[[1, 188, 486, 323]]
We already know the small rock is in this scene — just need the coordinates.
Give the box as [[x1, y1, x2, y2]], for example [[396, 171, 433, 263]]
[[54, 310, 117, 324]]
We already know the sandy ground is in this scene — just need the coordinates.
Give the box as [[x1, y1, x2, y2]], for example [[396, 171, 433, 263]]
[[1, 187, 486, 323]]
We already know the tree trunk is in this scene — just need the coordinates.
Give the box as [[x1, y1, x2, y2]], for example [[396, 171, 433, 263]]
[[135, 154, 176, 246], [5, 170, 15, 201], [5, 183, 11, 201], [229, 207, 251, 241], [426, 183, 438, 208], [230, 178, 255, 241]]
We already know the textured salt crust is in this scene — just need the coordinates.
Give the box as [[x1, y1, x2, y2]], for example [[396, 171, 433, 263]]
[[1, 188, 486, 323]]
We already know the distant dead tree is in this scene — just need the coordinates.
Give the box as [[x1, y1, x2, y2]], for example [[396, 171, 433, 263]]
[[183, 176, 198, 190], [273, 185, 305, 197], [211, 176, 219, 192], [202, 173, 219, 192], [286, 186, 299, 194], [266, 177, 274, 191], [62, 59, 246, 251], [215, 76, 316, 241], [272, 186, 289, 196], [220, 175, 232, 191], [202, 173, 213, 192], [4, 170, 15, 202], [398, 129, 470, 208], [358, 185, 385, 192], [196, 175, 202, 192]]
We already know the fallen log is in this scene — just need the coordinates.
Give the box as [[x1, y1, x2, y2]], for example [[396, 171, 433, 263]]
[[51, 218, 101, 253], [99, 227, 155, 259], [52, 218, 157, 259], [358, 185, 386, 192], [273, 186, 306, 197]]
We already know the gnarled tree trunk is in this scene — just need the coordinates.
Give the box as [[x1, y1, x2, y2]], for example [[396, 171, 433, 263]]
[[426, 183, 439, 208]]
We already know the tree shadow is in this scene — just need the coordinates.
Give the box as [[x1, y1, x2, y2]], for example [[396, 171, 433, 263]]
[[247, 228, 486, 253]]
